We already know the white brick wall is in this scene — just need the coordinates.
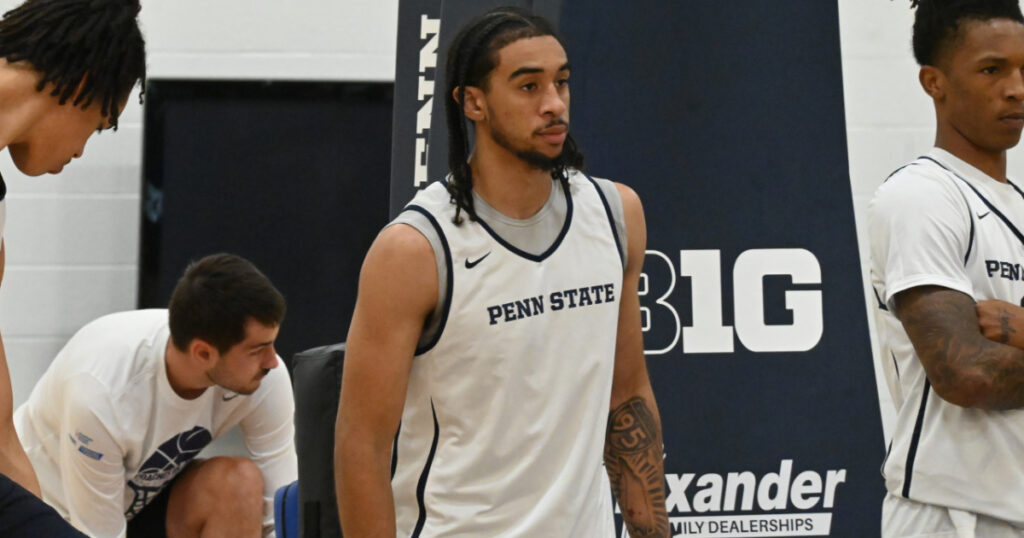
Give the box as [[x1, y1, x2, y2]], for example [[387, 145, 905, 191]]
[[2, 1, 1009, 446], [0, 0, 399, 407]]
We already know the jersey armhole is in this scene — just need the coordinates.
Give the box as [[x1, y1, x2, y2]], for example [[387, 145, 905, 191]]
[[404, 205, 453, 355]]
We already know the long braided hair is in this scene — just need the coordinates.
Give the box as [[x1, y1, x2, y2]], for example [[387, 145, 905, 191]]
[[0, 0, 147, 130], [910, 0, 1024, 66], [444, 6, 584, 225]]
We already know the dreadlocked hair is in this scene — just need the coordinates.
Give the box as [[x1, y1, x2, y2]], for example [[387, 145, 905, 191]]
[[910, 0, 1024, 66], [444, 5, 584, 225], [0, 0, 147, 130]]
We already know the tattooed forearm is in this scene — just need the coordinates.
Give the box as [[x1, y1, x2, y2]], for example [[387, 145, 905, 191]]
[[605, 397, 669, 538], [895, 287, 1024, 410]]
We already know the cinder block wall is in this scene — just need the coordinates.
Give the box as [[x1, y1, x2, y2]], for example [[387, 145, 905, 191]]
[[0, 0, 398, 406]]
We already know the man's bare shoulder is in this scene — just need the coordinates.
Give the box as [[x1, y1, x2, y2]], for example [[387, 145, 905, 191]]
[[359, 223, 438, 316]]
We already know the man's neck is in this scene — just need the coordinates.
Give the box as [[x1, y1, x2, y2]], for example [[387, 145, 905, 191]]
[[0, 60, 49, 149], [468, 138, 554, 220], [935, 126, 1009, 182], [164, 340, 210, 400]]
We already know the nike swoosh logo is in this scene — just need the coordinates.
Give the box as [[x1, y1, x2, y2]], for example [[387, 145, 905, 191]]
[[465, 252, 491, 269], [978, 211, 991, 219], [222, 393, 241, 402]]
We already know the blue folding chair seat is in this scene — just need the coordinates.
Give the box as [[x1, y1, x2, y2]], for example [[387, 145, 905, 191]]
[[274, 480, 299, 538]]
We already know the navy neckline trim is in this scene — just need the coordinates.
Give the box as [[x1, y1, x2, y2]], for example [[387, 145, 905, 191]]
[[473, 179, 573, 263], [922, 156, 1024, 248]]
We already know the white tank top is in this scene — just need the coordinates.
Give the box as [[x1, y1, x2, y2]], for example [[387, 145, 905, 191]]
[[391, 170, 622, 537]]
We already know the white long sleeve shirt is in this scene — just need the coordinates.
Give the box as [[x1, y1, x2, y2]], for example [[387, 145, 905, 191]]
[[14, 309, 297, 537]]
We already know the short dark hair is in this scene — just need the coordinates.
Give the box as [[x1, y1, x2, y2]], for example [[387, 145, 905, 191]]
[[168, 253, 286, 354], [911, 0, 1024, 66], [443, 6, 584, 225], [0, 0, 147, 130]]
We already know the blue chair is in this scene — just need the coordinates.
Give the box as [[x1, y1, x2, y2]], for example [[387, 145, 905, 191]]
[[274, 480, 299, 538]]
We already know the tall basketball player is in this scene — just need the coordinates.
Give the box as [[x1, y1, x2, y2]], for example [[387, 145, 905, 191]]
[[0, 0, 145, 535], [335, 6, 668, 538], [870, 1, 1024, 535]]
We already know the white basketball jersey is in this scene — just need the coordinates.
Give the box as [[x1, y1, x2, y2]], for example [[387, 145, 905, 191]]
[[872, 149, 1024, 525], [391, 171, 622, 537]]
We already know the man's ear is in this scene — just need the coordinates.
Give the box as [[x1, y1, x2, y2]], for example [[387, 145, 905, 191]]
[[188, 338, 218, 366], [920, 65, 946, 101], [455, 86, 487, 122]]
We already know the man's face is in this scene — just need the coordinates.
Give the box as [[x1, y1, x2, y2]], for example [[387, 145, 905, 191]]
[[205, 318, 280, 395], [7, 97, 124, 176], [938, 18, 1024, 152], [476, 35, 571, 170]]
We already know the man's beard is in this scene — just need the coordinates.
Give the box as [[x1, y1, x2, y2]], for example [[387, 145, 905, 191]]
[[489, 121, 564, 172]]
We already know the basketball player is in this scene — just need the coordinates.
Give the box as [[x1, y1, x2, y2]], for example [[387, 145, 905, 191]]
[[0, 0, 145, 535], [335, 7, 668, 537], [14, 254, 297, 537], [869, 0, 1024, 535]]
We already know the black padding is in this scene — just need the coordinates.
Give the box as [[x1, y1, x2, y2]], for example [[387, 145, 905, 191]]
[[292, 343, 345, 538]]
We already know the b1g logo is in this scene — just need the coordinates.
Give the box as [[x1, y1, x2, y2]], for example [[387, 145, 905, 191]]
[[640, 248, 823, 355]]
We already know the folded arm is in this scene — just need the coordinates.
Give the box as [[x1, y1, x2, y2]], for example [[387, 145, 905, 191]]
[[896, 285, 1024, 410]]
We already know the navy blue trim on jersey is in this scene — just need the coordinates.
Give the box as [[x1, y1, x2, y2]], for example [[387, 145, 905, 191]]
[[891, 351, 900, 381], [922, 156, 1024, 248], [406, 205, 453, 355], [883, 161, 920, 183], [873, 287, 888, 312], [965, 211, 975, 265], [391, 427, 400, 478], [1008, 178, 1024, 200], [881, 439, 893, 480], [412, 400, 440, 538], [473, 180, 574, 263], [585, 174, 624, 269], [902, 378, 931, 499]]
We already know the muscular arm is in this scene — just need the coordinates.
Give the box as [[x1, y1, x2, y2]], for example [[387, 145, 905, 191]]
[[0, 242, 41, 495], [895, 285, 1024, 409], [604, 184, 668, 538], [334, 224, 437, 537]]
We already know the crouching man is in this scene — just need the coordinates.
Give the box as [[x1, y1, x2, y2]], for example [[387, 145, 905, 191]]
[[15, 253, 296, 537]]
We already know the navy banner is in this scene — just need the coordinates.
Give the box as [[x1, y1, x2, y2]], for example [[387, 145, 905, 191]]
[[389, 1, 885, 536]]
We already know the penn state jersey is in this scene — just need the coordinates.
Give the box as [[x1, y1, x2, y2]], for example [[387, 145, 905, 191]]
[[391, 170, 622, 537], [871, 148, 1024, 525]]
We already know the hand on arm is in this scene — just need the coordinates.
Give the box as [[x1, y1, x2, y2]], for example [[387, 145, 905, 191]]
[[976, 299, 1024, 349], [0, 241, 41, 495], [896, 286, 1024, 410], [604, 184, 669, 538], [334, 224, 437, 538]]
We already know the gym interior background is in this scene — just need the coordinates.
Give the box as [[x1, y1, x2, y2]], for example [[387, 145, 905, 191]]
[[0, 0, 997, 530]]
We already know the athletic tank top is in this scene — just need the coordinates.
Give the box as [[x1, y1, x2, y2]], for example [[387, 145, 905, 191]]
[[391, 170, 622, 537]]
